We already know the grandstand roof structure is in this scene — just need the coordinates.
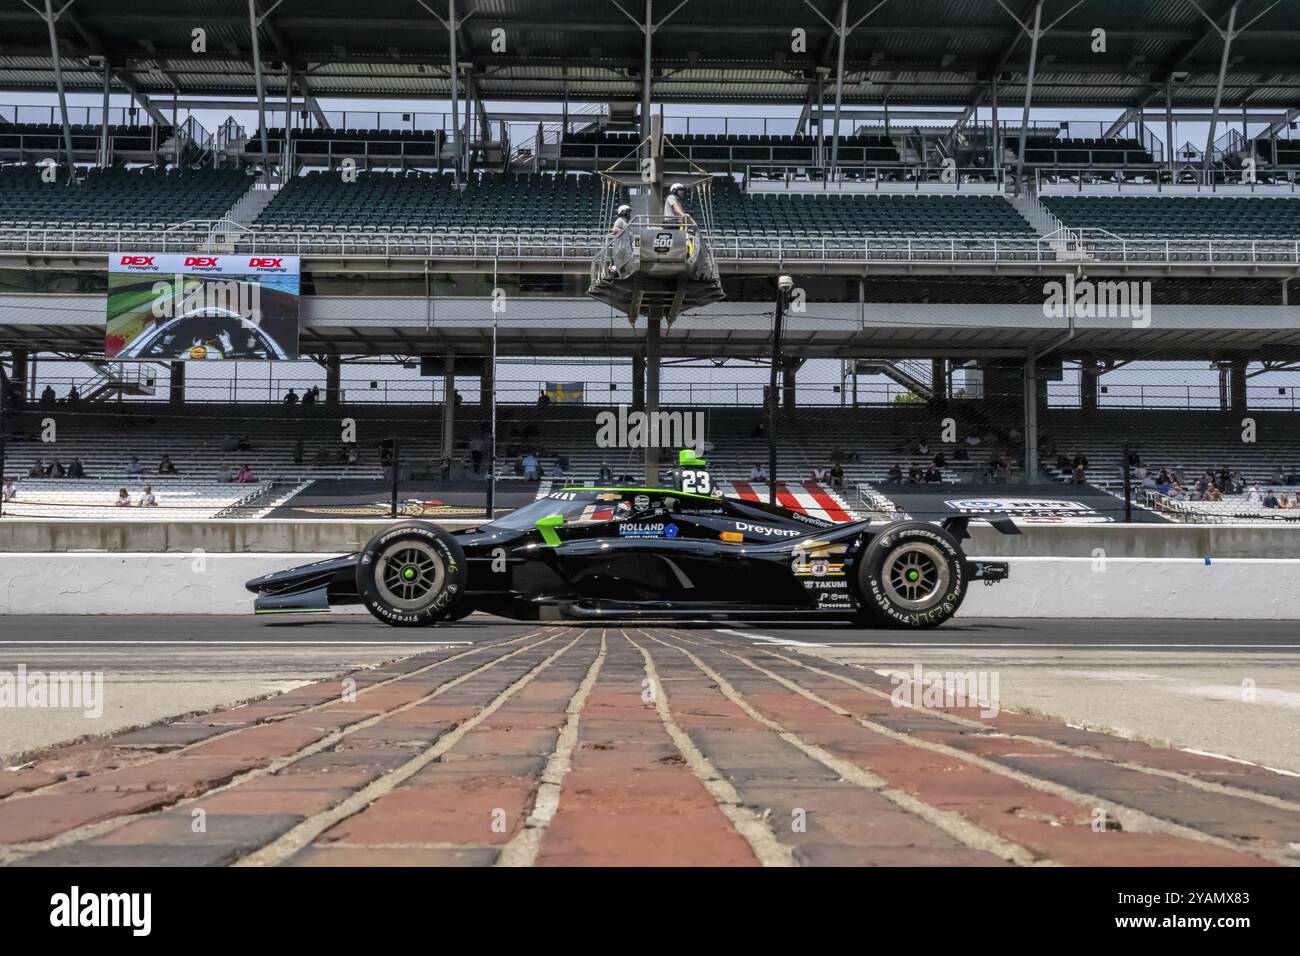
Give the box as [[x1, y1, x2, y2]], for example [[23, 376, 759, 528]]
[[0, 0, 1298, 109]]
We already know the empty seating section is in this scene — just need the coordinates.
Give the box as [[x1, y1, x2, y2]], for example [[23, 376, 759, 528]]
[[256, 170, 604, 231], [0, 165, 251, 227], [0, 122, 167, 155], [561, 130, 899, 169], [1015, 136, 1154, 165], [1245, 140, 1300, 165], [1042, 195, 1300, 239], [247, 127, 445, 159], [711, 176, 1035, 238]]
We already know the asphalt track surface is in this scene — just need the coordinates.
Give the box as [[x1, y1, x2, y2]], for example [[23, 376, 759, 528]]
[[2, 617, 1298, 867], [4, 615, 1299, 647]]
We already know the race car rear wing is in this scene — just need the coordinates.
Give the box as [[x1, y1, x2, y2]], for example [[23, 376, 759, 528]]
[[941, 515, 1021, 541]]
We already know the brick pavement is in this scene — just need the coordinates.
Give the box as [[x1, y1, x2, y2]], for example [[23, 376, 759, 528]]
[[1, 626, 1295, 867]]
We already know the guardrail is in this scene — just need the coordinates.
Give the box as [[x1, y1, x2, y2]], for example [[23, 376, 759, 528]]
[[2, 226, 1298, 268]]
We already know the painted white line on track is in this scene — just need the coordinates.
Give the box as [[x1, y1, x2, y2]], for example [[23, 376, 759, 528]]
[[711, 629, 1300, 650], [0, 640, 472, 646]]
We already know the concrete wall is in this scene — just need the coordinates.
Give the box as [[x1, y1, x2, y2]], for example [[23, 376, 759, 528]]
[[2, 552, 1298, 619], [2, 519, 1298, 559]]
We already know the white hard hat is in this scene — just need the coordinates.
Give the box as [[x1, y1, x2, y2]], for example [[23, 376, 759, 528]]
[[670, 182, 685, 193], [616, 204, 631, 216]]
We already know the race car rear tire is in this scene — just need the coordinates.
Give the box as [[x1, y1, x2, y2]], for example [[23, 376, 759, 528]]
[[854, 523, 966, 629], [356, 522, 467, 627]]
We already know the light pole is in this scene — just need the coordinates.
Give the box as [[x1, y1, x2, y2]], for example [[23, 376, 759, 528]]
[[767, 275, 793, 505]]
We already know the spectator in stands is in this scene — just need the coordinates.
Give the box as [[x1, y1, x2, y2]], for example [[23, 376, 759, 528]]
[[550, 459, 567, 479], [749, 463, 769, 483], [1247, 483, 1262, 505], [217, 463, 233, 484], [440, 455, 454, 481], [115, 488, 131, 507], [27, 459, 45, 478], [293, 440, 305, 465], [598, 463, 614, 484], [1218, 465, 1233, 494], [1205, 485, 1223, 503], [126, 456, 143, 477], [39, 384, 55, 406], [1280, 494, 1295, 510], [48, 459, 66, 479], [932, 451, 947, 469], [343, 444, 359, 465], [924, 466, 942, 483], [810, 466, 828, 483], [236, 464, 257, 483], [67, 457, 85, 479], [284, 388, 299, 405], [139, 485, 158, 507], [908, 463, 924, 484], [829, 463, 846, 489], [1155, 476, 1171, 497], [610, 203, 632, 240], [470, 436, 484, 473], [1141, 472, 1158, 493], [302, 386, 317, 407], [751, 421, 766, 439], [914, 438, 929, 456], [886, 463, 903, 484], [65, 385, 79, 405], [1263, 489, 1280, 508], [522, 452, 540, 481], [2, 478, 15, 503], [536, 391, 550, 408], [1071, 453, 1088, 485], [158, 454, 178, 475]]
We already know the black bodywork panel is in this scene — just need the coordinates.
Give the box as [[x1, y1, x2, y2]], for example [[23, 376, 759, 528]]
[[246, 486, 1010, 620]]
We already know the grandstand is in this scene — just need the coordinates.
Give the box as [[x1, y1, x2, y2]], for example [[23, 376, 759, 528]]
[[1, 0, 1299, 529]]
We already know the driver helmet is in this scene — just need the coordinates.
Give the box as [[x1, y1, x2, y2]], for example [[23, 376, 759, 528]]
[[616, 204, 631, 217]]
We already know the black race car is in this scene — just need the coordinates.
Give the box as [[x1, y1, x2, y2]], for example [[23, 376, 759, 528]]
[[246, 480, 1013, 629]]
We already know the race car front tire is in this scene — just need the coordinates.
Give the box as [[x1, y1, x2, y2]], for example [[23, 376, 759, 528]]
[[356, 522, 467, 627], [854, 523, 967, 629]]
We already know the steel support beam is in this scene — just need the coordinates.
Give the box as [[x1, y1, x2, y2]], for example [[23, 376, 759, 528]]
[[641, 0, 653, 158], [247, 0, 270, 174], [1204, 1, 1239, 175], [1013, 1, 1043, 196], [829, 0, 847, 176], [1166, 78, 1175, 176], [99, 60, 111, 166], [449, 0, 460, 178], [41, 0, 76, 182]]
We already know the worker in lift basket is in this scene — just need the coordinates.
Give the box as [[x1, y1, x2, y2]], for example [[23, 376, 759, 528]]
[[663, 183, 695, 226], [607, 204, 633, 277]]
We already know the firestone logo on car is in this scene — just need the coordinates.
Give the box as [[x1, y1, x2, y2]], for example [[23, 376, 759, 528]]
[[119, 255, 156, 267]]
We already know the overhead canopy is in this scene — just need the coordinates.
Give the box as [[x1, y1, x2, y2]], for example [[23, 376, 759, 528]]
[[0, 0, 1297, 108]]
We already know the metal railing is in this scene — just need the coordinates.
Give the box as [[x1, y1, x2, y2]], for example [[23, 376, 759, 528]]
[[2, 224, 1298, 268]]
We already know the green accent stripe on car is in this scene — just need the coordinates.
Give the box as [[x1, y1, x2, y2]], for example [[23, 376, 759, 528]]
[[560, 486, 719, 501]]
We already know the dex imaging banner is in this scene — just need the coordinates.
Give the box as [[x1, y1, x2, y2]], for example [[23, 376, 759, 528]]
[[105, 254, 301, 360]]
